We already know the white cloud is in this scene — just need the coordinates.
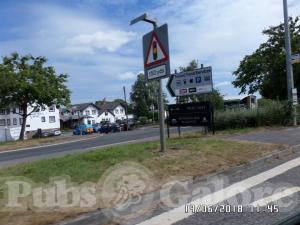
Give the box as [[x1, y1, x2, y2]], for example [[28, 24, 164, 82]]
[[117, 71, 144, 80], [214, 81, 232, 88], [117, 71, 136, 80], [65, 30, 135, 54]]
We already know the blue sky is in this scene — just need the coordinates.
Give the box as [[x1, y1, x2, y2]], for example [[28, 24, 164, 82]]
[[0, 0, 300, 103]]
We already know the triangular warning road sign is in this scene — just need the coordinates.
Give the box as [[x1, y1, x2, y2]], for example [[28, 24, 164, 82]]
[[145, 32, 168, 68]]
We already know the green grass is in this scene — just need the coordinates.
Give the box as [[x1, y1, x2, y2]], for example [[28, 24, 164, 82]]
[[0, 141, 160, 184], [0, 137, 281, 185]]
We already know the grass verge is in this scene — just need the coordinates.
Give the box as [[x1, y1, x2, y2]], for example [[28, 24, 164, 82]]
[[0, 136, 284, 225]]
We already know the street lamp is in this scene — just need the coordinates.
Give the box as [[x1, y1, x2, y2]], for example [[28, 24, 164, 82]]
[[130, 13, 167, 152], [283, 0, 297, 126]]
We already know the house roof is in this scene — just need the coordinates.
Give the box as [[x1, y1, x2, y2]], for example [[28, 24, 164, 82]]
[[71, 103, 99, 111], [96, 101, 123, 111]]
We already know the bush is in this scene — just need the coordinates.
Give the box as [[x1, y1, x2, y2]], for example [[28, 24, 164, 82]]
[[214, 101, 290, 130], [138, 116, 148, 125]]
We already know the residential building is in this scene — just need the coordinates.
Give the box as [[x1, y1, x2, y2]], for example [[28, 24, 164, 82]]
[[224, 95, 257, 110], [60, 101, 128, 127], [60, 103, 99, 128], [96, 101, 127, 122], [0, 105, 60, 141]]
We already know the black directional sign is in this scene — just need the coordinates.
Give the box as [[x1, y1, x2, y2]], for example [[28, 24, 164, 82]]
[[168, 102, 213, 127]]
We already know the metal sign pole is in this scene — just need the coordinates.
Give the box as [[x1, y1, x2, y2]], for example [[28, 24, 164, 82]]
[[159, 79, 166, 150], [283, 0, 297, 126], [130, 13, 167, 152]]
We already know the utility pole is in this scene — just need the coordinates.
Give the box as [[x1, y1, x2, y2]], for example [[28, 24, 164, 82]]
[[130, 13, 167, 152], [123, 86, 129, 130], [283, 0, 297, 126]]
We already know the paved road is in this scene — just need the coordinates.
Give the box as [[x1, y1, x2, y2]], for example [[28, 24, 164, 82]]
[[227, 127, 300, 146], [0, 126, 200, 168]]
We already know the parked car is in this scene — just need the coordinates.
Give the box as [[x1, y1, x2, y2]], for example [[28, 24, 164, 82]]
[[41, 131, 54, 138], [100, 122, 113, 134], [51, 129, 62, 136], [112, 123, 121, 132], [92, 124, 101, 133], [73, 124, 94, 135]]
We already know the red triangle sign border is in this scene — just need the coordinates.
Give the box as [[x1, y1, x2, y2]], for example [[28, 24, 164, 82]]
[[144, 31, 169, 68]]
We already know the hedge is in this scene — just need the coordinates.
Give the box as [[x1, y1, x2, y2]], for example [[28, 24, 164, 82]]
[[214, 101, 291, 130]]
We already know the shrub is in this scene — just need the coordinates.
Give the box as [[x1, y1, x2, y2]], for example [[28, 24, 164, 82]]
[[214, 101, 289, 130], [138, 116, 148, 125]]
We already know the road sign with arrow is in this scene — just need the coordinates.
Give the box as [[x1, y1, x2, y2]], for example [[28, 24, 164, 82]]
[[167, 66, 213, 97]]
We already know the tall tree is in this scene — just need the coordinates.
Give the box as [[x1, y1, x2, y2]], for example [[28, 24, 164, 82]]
[[233, 17, 300, 100], [130, 73, 167, 118], [0, 53, 71, 140], [178, 60, 224, 110]]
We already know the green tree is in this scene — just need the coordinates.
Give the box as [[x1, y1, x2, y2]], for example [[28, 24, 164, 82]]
[[130, 73, 167, 118], [178, 60, 224, 110], [0, 53, 71, 140], [233, 17, 300, 100]]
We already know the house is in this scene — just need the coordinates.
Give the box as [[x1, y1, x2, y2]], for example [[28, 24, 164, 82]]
[[0, 105, 60, 142], [60, 103, 99, 128], [96, 101, 127, 122], [224, 95, 257, 110]]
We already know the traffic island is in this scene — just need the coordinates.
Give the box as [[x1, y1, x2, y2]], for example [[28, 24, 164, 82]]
[[0, 136, 285, 225]]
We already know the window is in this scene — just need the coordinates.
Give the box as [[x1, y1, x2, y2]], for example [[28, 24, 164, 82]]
[[120, 109, 124, 113], [19, 118, 23, 125], [105, 112, 108, 116], [6, 109, 10, 115], [85, 110, 90, 115], [19, 108, 23, 114], [92, 120, 95, 124], [41, 106, 46, 111], [13, 118, 17, 125], [115, 109, 119, 114], [41, 117, 46, 123], [49, 116, 56, 123], [7, 119, 11, 126], [49, 106, 55, 112], [0, 119, 5, 126], [87, 120, 91, 125], [12, 108, 17, 114], [0, 109, 5, 115], [92, 110, 96, 115]]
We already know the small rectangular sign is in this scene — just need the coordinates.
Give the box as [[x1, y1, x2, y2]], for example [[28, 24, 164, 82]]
[[292, 88, 298, 105], [147, 64, 166, 80]]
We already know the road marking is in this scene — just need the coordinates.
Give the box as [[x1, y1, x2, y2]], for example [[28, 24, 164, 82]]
[[0, 135, 101, 154], [251, 187, 300, 207], [136, 156, 300, 225]]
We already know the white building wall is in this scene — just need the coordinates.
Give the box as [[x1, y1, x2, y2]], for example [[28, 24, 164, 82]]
[[97, 112, 115, 123], [0, 105, 60, 142], [81, 105, 98, 125], [113, 105, 126, 121]]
